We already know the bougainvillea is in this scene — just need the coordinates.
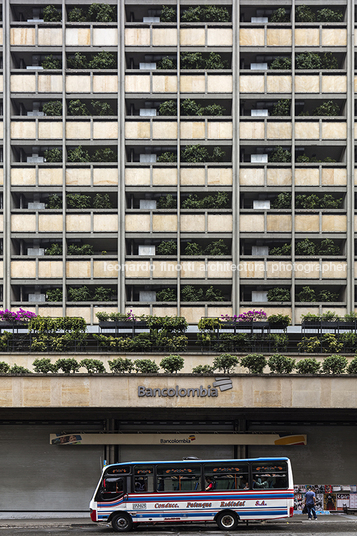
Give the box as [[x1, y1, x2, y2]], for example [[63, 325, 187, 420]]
[[0, 309, 37, 322], [221, 310, 267, 322]]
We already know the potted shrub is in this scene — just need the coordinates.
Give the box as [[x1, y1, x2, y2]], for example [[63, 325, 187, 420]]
[[268, 314, 291, 331]]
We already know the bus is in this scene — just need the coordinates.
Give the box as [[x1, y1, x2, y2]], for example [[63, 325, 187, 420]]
[[89, 457, 294, 532]]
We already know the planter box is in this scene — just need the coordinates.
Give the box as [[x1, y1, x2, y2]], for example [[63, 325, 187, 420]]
[[99, 320, 148, 330], [0, 321, 29, 331]]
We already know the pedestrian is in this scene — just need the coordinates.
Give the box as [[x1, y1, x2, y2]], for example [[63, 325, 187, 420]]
[[304, 486, 317, 520]]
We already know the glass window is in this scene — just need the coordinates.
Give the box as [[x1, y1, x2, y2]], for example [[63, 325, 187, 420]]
[[134, 465, 154, 493], [96, 476, 125, 501], [157, 464, 201, 492], [204, 463, 249, 491], [252, 462, 288, 489]]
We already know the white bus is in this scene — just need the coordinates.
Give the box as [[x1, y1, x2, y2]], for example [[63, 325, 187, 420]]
[[89, 457, 294, 532]]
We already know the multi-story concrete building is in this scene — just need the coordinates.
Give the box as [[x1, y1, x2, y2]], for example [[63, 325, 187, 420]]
[[0, 0, 354, 325]]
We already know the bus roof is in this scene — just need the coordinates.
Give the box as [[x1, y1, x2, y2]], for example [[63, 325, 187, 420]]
[[104, 457, 290, 468]]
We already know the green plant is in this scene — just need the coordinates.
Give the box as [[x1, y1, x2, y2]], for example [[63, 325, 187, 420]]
[[42, 55, 61, 69], [33, 358, 56, 373], [271, 192, 291, 209], [181, 145, 209, 163], [203, 192, 229, 209], [67, 193, 91, 209], [240, 353, 267, 374], [42, 101, 62, 116], [321, 333, 342, 353], [296, 52, 321, 70], [68, 286, 91, 302], [181, 6, 202, 22], [93, 286, 113, 301], [93, 193, 112, 209], [160, 5, 176, 22], [321, 311, 340, 321], [134, 359, 160, 374], [268, 334, 289, 353], [10, 364, 32, 374], [321, 52, 338, 70], [205, 286, 225, 302], [89, 51, 116, 70], [67, 52, 88, 69], [297, 336, 320, 353], [215, 333, 247, 352], [269, 146, 291, 162], [205, 240, 228, 256], [79, 358, 106, 373], [181, 99, 204, 116], [92, 148, 117, 162], [296, 286, 316, 302], [184, 242, 203, 255], [157, 194, 176, 209], [108, 357, 134, 373], [87, 3, 116, 22], [296, 154, 311, 162], [0, 361, 10, 373], [344, 312, 357, 322], [157, 56, 176, 70], [316, 8, 343, 22], [318, 239, 340, 256], [68, 244, 94, 255], [156, 288, 176, 302], [68, 7, 86, 22], [296, 238, 317, 256], [181, 285, 204, 302], [320, 194, 342, 209], [46, 288, 63, 302], [295, 358, 320, 374], [180, 52, 205, 70], [91, 100, 114, 116], [295, 5, 316, 22], [317, 290, 339, 302], [67, 146, 90, 163], [347, 357, 357, 374], [313, 100, 340, 116], [197, 318, 221, 346], [157, 151, 177, 163], [43, 5, 62, 22], [269, 57, 292, 70], [211, 147, 226, 162], [340, 332, 357, 352], [295, 194, 319, 209], [268, 354, 295, 374], [271, 99, 291, 116], [269, 243, 291, 256], [204, 104, 226, 116], [157, 240, 177, 255], [158, 100, 177, 116], [46, 194, 62, 209], [68, 99, 90, 116], [270, 7, 290, 22], [267, 288, 291, 302], [160, 355, 184, 373], [192, 364, 214, 374], [322, 354, 347, 374], [44, 148, 62, 163], [55, 358, 80, 374], [268, 314, 291, 329], [205, 52, 228, 70], [212, 353, 239, 374]]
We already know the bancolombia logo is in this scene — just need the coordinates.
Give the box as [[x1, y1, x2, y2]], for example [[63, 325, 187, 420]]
[[138, 384, 218, 398]]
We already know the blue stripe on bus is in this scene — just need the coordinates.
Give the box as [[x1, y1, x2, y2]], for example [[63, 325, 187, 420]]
[[98, 509, 288, 521]]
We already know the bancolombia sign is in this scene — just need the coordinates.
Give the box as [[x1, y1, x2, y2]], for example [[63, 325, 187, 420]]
[[138, 384, 218, 398]]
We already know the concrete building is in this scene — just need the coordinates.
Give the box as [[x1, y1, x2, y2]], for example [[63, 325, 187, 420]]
[[0, 0, 354, 325], [0, 0, 356, 516]]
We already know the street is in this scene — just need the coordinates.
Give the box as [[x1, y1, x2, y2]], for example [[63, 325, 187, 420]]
[[0, 516, 357, 535]]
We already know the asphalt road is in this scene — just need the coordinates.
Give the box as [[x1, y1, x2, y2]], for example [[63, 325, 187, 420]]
[[0, 516, 357, 535]]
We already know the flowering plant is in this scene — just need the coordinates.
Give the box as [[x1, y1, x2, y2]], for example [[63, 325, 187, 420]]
[[0, 308, 37, 322], [221, 310, 267, 323]]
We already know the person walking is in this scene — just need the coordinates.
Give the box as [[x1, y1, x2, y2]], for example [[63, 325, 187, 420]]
[[304, 487, 317, 520]]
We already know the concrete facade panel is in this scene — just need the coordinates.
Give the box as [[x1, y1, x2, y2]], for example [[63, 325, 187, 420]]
[[321, 29, 347, 46], [93, 214, 118, 232], [321, 76, 346, 93], [152, 121, 178, 139], [267, 215, 292, 232], [38, 261, 63, 279], [153, 168, 177, 185], [38, 121, 63, 139], [180, 28, 205, 46], [11, 75, 36, 92], [266, 262, 292, 279], [38, 28, 62, 46], [321, 215, 346, 233], [65, 28, 90, 46], [181, 168, 205, 185], [295, 215, 319, 232], [208, 215, 233, 232], [239, 214, 264, 232], [295, 122, 319, 139], [125, 214, 150, 232], [267, 168, 292, 186], [39, 214, 63, 232], [66, 261, 91, 279], [11, 122, 36, 139], [239, 28, 264, 46], [239, 122, 264, 140], [180, 75, 205, 93], [321, 122, 347, 139], [93, 121, 118, 139], [153, 28, 177, 46], [207, 29, 232, 46], [11, 214, 36, 232], [125, 168, 150, 186], [39, 168, 63, 186], [240, 168, 264, 186], [125, 75, 150, 93], [295, 168, 319, 186], [153, 261, 182, 278], [239, 261, 265, 279], [124, 261, 151, 278], [93, 28, 118, 46], [11, 261, 36, 279], [207, 261, 232, 279], [66, 121, 91, 139], [266, 76, 292, 93], [11, 168, 36, 186], [10, 28, 35, 45], [240, 75, 264, 93], [153, 215, 177, 232], [152, 75, 178, 93], [295, 28, 319, 46], [207, 168, 232, 185], [66, 75, 90, 93], [321, 168, 346, 186], [180, 214, 205, 232], [125, 28, 150, 46], [93, 168, 118, 185], [267, 122, 292, 139], [295, 75, 319, 93], [266, 29, 292, 46], [66, 168, 91, 186], [38, 75, 63, 93], [93, 75, 118, 93], [207, 75, 232, 93], [66, 214, 91, 232], [180, 121, 205, 139]]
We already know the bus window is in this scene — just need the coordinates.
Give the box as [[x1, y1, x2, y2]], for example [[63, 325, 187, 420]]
[[157, 464, 201, 492], [204, 463, 249, 491], [134, 465, 154, 493], [252, 462, 288, 489], [96, 477, 125, 501]]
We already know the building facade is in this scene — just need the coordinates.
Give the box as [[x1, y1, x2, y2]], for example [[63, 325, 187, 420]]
[[0, 0, 354, 325]]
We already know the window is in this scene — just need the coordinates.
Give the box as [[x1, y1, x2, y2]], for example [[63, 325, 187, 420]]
[[204, 463, 249, 491], [97, 476, 125, 501], [134, 465, 154, 493], [157, 464, 201, 492], [252, 462, 288, 489]]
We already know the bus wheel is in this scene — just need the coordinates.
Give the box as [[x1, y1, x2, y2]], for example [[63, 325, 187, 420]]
[[111, 513, 133, 532], [216, 511, 238, 531]]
